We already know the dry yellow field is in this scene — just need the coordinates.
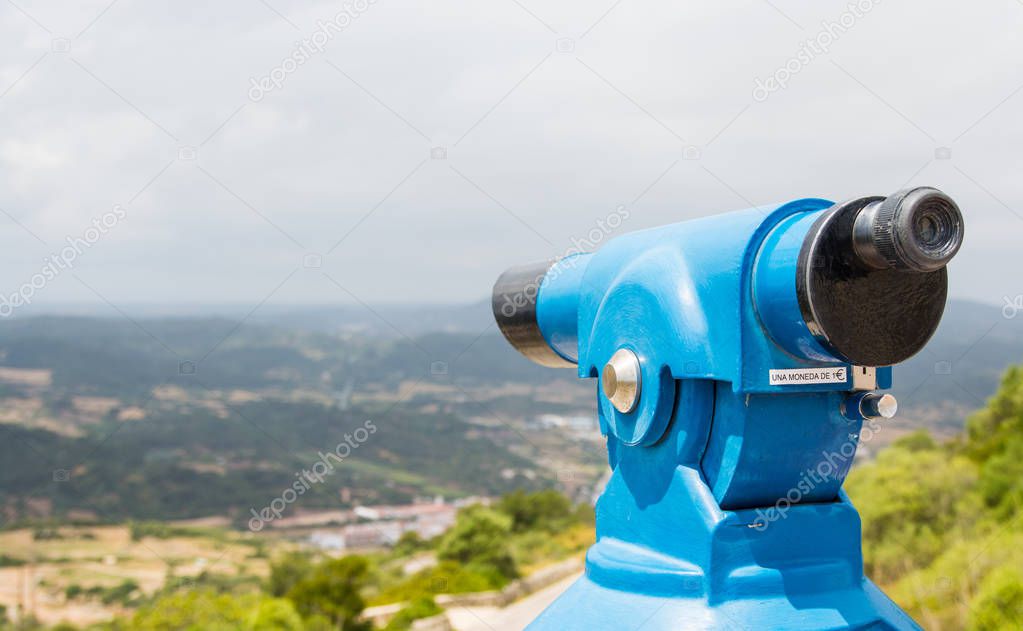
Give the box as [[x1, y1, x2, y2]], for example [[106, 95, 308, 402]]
[[0, 525, 281, 627]]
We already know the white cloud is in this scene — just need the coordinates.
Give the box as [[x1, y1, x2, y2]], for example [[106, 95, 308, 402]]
[[0, 0, 1018, 308]]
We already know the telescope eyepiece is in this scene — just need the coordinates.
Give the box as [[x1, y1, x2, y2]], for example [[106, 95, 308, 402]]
[[852, 187, 964, 272], [784, 186, 963, 366]]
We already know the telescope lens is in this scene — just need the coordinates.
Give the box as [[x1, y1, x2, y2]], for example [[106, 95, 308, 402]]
[[915, 213, 940, 246], [910, 194, 960, 262]]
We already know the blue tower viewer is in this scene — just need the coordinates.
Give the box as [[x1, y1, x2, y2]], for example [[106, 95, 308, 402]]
[[492, 187, 965, 630]]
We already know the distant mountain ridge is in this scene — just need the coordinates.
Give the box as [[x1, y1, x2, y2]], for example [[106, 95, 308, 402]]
[[0, 298, 1015, 523], [0, 297, 1017, 430], [12, 300, 496, 338]]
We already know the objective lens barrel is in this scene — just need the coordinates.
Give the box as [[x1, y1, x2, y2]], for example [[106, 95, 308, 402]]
[[492, 254, 591, 368], [491, 259, 573, 368]]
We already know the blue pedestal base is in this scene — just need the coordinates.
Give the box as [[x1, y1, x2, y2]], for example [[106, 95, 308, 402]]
[[523, 380, 922, 630], [529, 572, 919, 630]]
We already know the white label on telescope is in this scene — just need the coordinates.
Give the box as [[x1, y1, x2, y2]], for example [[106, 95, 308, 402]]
[[769, 367, 847, 385]]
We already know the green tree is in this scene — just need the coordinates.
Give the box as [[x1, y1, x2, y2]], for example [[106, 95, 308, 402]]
[[392, 531, 427, 557], [383, 597, 442, 630], [845, 435, 979, 583], [248, 598, 306, 631], [129, 590, 301, 631], [969, 566, 1023, 631], [847, 364, 1023, 628], [438, 505, 517, 580], [268, 552, 314, 597], [977, 436, 1023, 517], [497, 489, 573, 533], [964, 366, 1023, 462], [961, 367, 1023, 520], [285, 556, 370, 631], [372, 560, 504, 605], [890, 430, 936, 452]]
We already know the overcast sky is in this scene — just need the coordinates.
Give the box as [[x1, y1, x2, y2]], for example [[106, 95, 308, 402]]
[[0, 0, 1019, 314]]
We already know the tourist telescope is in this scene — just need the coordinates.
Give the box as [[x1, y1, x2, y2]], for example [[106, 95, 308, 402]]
[[492, 187, 964, 630]]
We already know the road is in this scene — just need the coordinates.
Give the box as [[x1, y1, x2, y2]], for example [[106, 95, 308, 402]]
[[446, 573, 581, 631]]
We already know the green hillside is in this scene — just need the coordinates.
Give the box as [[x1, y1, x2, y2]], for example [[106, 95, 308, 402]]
[[0, 398, 547, 525], [847, 366, 1023, 630]]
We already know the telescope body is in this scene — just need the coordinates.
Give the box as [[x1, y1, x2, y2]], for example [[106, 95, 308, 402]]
[[493, 189, 963, 630]]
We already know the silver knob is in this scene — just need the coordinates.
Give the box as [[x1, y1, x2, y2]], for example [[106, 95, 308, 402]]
[[602, 349, 642, 414], [859, 393, 898, 419]]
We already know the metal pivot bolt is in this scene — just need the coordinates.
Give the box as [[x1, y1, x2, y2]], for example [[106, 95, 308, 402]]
[[602, 349, 642, 414], [859, 393, 898, 420]]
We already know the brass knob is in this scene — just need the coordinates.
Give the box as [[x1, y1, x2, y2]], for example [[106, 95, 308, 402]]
[[602, 349, 641, 414]]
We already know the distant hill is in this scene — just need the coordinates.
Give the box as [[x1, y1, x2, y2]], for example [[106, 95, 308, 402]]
[[0, 312, 560, 525], [891, 299, 1023, 432], [13, 300, 495, 338], [1, 298, 1018, 424], [0, 398, 544, 523], [0, 298, 1017, 524]]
